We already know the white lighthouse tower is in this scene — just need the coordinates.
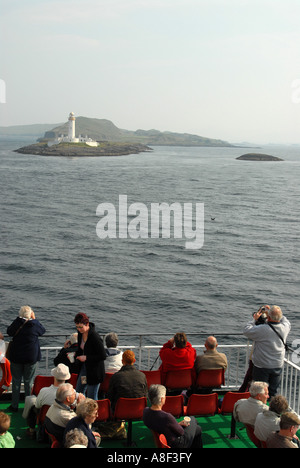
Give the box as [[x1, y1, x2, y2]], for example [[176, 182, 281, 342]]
[[54, 112, 98, 146], [68, 112, 76, 141]]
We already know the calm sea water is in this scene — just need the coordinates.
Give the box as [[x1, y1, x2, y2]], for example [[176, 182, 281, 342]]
[[0, 138, 299, 346]]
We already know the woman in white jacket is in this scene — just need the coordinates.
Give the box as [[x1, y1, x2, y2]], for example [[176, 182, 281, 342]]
[[104, 333, 123, 374]]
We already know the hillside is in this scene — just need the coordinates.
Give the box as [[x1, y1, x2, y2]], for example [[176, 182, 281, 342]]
[[1, 117, 234, 147], [42, 117, 233, 147]]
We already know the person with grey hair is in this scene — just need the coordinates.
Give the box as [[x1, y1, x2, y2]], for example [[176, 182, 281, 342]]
[[104, 332, 123, 374], [233, 381, 269, 426], [243, 305, 291, 397], [64, 398, 101, 448], [44, 383, 85, 444], [143, 384, 203, 448], [266, 411, 300, 448], [6, 305, 45, 412], [254, 395, 290, 442], [65, 428, 88, 448]]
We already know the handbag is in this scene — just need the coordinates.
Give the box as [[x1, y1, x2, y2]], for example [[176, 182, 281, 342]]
[[5, 320, 28, 361]]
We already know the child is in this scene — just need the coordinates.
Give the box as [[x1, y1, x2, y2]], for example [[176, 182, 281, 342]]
[[0, 412, 15, 448]]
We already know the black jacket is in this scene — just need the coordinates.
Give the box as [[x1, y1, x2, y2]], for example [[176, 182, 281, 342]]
[[7, 317, 46, 364], [75, 322, 106, 385], [107, 365, 148, 410]]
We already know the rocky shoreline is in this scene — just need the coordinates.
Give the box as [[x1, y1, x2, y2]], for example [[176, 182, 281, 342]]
[[14, 141, 153, 157]]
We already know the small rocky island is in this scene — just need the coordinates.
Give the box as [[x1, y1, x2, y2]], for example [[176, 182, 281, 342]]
[[236, 153, 283, 161], [14, 141, 152, 157]]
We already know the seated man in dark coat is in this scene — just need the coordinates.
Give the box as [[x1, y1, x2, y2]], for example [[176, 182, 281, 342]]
[[107, 350, 148, 411]]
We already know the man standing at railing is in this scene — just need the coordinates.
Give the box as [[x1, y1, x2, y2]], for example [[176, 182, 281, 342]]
[[243, 305, 291, 397]]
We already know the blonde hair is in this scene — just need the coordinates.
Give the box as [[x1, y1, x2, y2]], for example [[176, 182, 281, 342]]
[[19, 305, 33, 319], [76, 398, 98, 419]]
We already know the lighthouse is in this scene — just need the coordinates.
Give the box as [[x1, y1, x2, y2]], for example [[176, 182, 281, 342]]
[[54, 112, 98, 146], [68, 112, 76, 141]]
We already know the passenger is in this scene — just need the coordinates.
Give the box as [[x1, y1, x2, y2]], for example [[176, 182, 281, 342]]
[[53, 333, 80, 374], [44, 383, 85, 444], [194, 336, 228, 373], [254, 395, 289, 442], [64, 428, 88, 448], [24, 363, 71, 439], [0, 412, 15, 448], [74, 313, 106, 400], [107, 350, 148, 412], [64, 398, 101, 448], [159, 332, 197, 384], [104, 332, 123, 374], [233, 381, 269, 426], [243, 305, 291, 396], [6, 305, 46, 412], [266, 412, 300, 448], [143, 384, 203, 448]]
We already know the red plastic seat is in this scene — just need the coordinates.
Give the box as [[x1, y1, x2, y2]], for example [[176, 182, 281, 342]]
[[68, 373, 78, 388], [37, 404, 50, 425], [114, 397, 147, 447], [244, 423, 262, 448], [218, 391, 250, 439], [99, 373, 114, 396], [195, 368, 225, 389], [140, 370, 162, 388], [95, 399, 111, 422], [162, 394, 184, 418], [164, 369, 193, 391], [218, 391, 250, 414], [31, 376, 54, 396], [51, 440, 61, 448], [158, 433, 170, 448], [184, 393, 218, 417], [45, 429, 61, 448]]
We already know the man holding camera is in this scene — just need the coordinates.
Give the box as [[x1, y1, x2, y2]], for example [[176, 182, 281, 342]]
[[243, 305, 291, 397]]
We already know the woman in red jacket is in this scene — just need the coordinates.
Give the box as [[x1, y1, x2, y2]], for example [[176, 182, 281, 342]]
[[159, 332, 196, 384]]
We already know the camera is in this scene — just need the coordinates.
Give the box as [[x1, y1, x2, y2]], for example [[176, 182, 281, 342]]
[[255, 306, 268, 325]]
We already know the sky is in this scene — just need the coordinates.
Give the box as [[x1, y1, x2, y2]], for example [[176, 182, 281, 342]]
[[1, 0, 300, 144]]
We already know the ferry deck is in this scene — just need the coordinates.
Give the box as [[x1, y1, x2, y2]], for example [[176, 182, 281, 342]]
[[1, 333, 299, 449]]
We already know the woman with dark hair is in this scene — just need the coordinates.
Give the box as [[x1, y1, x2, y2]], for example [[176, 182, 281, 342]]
[[74, 313, 106, 399]]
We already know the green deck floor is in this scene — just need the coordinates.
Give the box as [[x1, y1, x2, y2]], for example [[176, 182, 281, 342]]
[[0, 400, 256, 449]]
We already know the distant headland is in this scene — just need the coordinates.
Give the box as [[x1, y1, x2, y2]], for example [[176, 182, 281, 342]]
[[236, 153, 284, 161], [12, 112, 236, 157]]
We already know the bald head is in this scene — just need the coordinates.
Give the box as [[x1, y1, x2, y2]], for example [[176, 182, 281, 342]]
[[205, 336, 218, 350]]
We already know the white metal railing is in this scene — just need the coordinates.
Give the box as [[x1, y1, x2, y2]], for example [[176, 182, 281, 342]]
[[281, 353, 300, 415], [8, 333, 300, 414], [37, 334, 251, 391]]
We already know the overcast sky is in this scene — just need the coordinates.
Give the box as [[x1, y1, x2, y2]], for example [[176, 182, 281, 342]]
[[1, 0, 300, 144]]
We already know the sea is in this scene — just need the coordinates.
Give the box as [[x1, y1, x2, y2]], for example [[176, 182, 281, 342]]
[[0, 137, 299, 348]]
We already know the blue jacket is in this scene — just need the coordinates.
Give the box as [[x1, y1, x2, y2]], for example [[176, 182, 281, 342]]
[[7, 317, 46, 364], [64, 416, 98, 448]]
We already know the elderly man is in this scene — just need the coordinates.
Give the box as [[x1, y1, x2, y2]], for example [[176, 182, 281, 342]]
[[233, 381, 269, 426], [266, 412, 300, 448], [243, 305, 291, 396], [24, 363, 71, 438], [194, 336, 228, 374], [45, 383, 85, 444]]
